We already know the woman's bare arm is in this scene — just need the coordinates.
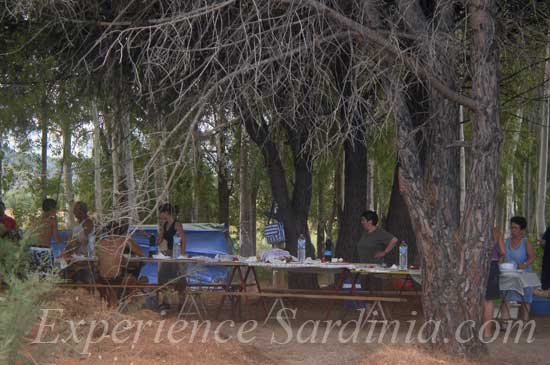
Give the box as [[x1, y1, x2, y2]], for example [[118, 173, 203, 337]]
[[176, 223, 186, 254]]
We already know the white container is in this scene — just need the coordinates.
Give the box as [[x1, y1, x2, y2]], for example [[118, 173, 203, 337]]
[[500, 262, 516, 271]]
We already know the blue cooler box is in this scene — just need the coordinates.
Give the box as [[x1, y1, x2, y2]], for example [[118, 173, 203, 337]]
[[532, 295, 550, 316]]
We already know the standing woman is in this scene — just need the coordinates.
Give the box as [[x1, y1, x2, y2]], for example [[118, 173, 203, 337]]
[[501, 216, 536, 321], [157, 204, 186, 310]]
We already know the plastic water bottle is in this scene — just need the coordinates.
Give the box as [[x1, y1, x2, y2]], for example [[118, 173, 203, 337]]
[[399, 241, 408, 269], [87, 235, 95, 257], [173, 235, 181, 258], [298, 234, 306, 263]]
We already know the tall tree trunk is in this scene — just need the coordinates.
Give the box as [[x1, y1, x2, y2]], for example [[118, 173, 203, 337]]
[[151, 104, 169, 208], [216, 110, 230, 225], [536, 43, 550, 236], [316, 167, 325, 258], [119, 110, 138, 224], [326, 152, 341, 240], [332, 48, 368, 261], [191, 124, 200, 222], [376, 163, 383, 213], [242, 105, 317, 289], [40, 116, 48, 200], [336, 140, 368, 260], [250, 171, 259, 252], [239, 127, 254, 257], [62, 123, 74, 229], [459, 105, 466, 218], [394, 0, 501, 355], [108, 116, 123, 221], [505, 110, 523, 233], [524, 110, 534, 227], [495, 194, 506, 232], [521, 159, 532, 222], [367, 159, 375, 210], [92, 100, 103, 222]]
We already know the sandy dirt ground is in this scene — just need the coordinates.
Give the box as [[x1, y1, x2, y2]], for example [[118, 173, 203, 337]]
[[22, 289, 550, 365]]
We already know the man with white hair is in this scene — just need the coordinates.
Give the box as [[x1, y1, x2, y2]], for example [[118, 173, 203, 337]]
[[65, 201, 95, 256]]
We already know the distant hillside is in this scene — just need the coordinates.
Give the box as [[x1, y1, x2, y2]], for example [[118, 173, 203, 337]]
[[2, 145, 60, 177]]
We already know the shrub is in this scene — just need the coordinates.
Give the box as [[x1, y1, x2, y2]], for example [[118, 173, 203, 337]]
[[0, 234, 59, 364]]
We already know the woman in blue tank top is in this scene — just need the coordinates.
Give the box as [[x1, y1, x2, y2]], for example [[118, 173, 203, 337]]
[[501, 216, 536, 321]]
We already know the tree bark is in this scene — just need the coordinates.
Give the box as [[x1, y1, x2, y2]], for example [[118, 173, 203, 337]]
[[523, 159, 530, 223], [316, 167, 325, 258], [120, 109, 138, 224], [62, 122, 74, 229], [242, 104, 318, 289], [107, 115, 123, 221], [367, 159, 375, 210], [92, 100, 103, 221], [216, 109, 231, 225], [151, 103, 169, 208], [336, 140, 368, 260], [250, 169, 259, 252], [505, 110, 522, 233], [191, 124, 200, 222], [40, 115, 48, 200], [459, 106, 466, 218], [393, 0, 501, 355], [327, 150, 342, 240], [332, 47, 368, 261], [239, 126, 254, 257], [536, 43, 550, 236]]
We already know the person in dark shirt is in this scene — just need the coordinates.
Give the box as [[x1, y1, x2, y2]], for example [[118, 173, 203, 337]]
[[156, 203, 186, 313], [540, 226, 550, 290], [355, 210, 398, 263], [355, 210, 399, 291]]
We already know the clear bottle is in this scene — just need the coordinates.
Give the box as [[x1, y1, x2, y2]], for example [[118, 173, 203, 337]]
[[298, 234, 306, 263], [399, 241, 408, 270], [173, 235, 181, 258]]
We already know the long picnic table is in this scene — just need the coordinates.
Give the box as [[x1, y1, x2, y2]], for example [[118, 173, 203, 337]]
[[62, 256, 416, 321]]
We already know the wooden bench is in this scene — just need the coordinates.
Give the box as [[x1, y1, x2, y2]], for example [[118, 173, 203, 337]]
[[263, 287, 421, 296], [193, 290, 406, 324]]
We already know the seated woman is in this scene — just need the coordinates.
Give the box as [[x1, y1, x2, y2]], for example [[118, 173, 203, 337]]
[[96, 221, 144, 305], [156, 203, 186, 311], [501, 216, 536, 322]]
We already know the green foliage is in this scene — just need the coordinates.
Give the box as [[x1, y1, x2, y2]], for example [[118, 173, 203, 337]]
[[0, 234, 59, 364], [0, 233, 32, 278]]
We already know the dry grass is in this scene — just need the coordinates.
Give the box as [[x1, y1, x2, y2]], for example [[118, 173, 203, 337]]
[[20, 289, 549, 365]]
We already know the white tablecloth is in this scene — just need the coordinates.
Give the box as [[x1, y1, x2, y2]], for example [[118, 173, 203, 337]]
[[405, 271, 541, 292], [499, 271, 541, 296]]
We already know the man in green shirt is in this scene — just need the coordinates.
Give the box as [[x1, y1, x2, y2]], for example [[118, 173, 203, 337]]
[[356, 210, 398, 263]]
